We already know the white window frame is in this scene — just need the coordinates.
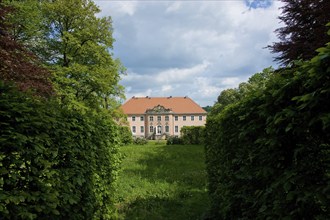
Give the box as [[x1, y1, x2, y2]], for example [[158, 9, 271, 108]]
[[157, 125, 162, 134]]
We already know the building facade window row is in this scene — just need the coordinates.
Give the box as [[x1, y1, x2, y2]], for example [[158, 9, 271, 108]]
[[133, 125, 181, 134]]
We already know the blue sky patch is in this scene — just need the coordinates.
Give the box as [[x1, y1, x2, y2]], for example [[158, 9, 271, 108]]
[[245, 0, 273, 9]]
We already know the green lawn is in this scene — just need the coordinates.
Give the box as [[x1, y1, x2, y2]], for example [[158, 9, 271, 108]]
[[114, 141, 210, 220]]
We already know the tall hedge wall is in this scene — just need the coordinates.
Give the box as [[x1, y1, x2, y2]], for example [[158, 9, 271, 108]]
[[205, 42, 330, 219], [0, 82, 120, 219], [181, 126, 205, 145]]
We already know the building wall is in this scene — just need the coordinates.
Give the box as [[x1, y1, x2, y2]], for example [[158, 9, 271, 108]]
[[128, 113, 207, 138], [127, 115, 146, 137]]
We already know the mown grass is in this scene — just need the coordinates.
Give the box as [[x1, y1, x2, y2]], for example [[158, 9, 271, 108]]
[[114, 141, 210, 220]]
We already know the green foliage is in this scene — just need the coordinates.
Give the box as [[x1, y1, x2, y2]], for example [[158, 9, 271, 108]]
[[202, 105, 212, 113], [210, 67, 274, 116], [118, 126, 133, 145], [6, 0, 125, 110], [0, 82, 121, 219], [1, 1, 123, 219], [0, 82, 60, 219], [205, 43, 330, 219], [166, 136, 183, 145], [180, 126, 205, 145], [133, 137, 148, 145]]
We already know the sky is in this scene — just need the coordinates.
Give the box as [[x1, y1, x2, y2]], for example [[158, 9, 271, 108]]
[[93, 0, 284, 107]]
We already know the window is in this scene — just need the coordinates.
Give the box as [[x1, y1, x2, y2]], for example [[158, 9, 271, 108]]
[[157, 126, 162, 134], [165, 125, 169, 133], [140, 116, 144, 121], [191, 116, 194, 121], [140, 126, 144, 133], [150, 116, 154, 121], [132, 126, 136, 133], [175, 116, 178, 121], [199, 115, 203, 121], [157, 116, 161, 121], [132, 116, 136, 121], [175, 126, 178, 133], [165, 115, 169, 121], [150, 126, 154, 133], [183, 116, 186, 121]]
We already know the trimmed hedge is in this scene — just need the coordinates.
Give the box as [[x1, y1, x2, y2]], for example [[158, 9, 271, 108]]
[[0, 82, 120, 219], [205, 42, 330, 219], [181, 126, 205, 145], [166, 136, 183, 145]]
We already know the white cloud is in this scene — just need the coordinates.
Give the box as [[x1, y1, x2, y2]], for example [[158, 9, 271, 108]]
[[166, 2, 182, 13], [222, 77, 242, 87], [93, 0, 284, 106], [161, 85, 173, 93], [96, 1, 138, 16], [194, 77, 221, 98], [155, 61, 210, 84]]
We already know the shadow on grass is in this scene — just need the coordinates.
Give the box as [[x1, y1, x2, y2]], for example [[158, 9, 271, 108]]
[[120, 191, 210, 220], [119, 145, 210, 219], [135, 145, 207, 184]]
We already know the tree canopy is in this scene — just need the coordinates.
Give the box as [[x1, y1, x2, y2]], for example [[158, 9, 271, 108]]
[[0, 2, 52, 96], [5, 0, 125, 110], [268, 0, 330, 65]]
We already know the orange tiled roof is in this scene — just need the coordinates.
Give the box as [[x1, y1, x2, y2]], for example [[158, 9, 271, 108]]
[[121, 96, 207, 114]]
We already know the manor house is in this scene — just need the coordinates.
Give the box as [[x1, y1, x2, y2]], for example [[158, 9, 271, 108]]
[[121, 96, 207, 139]]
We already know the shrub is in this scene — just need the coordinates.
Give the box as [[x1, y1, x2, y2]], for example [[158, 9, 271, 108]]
[[133, 137, 148, 145], [166, 136, 183, 145], [118, 126, 133, 145], [181, 126, 205, 145]]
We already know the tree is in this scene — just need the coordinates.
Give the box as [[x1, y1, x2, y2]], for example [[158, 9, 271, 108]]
[[6, 0, 125, 109], [0, 1, 52, 96], [268, 0, 330, 65], [210, 67, 274, 115], [202, 105, 212, 113]]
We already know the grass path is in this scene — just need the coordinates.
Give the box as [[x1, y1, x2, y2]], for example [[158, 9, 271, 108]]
[[114, 141, 210, 220]]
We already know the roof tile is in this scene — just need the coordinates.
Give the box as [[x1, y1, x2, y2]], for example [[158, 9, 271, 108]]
[[121, 96, 207, 114]]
